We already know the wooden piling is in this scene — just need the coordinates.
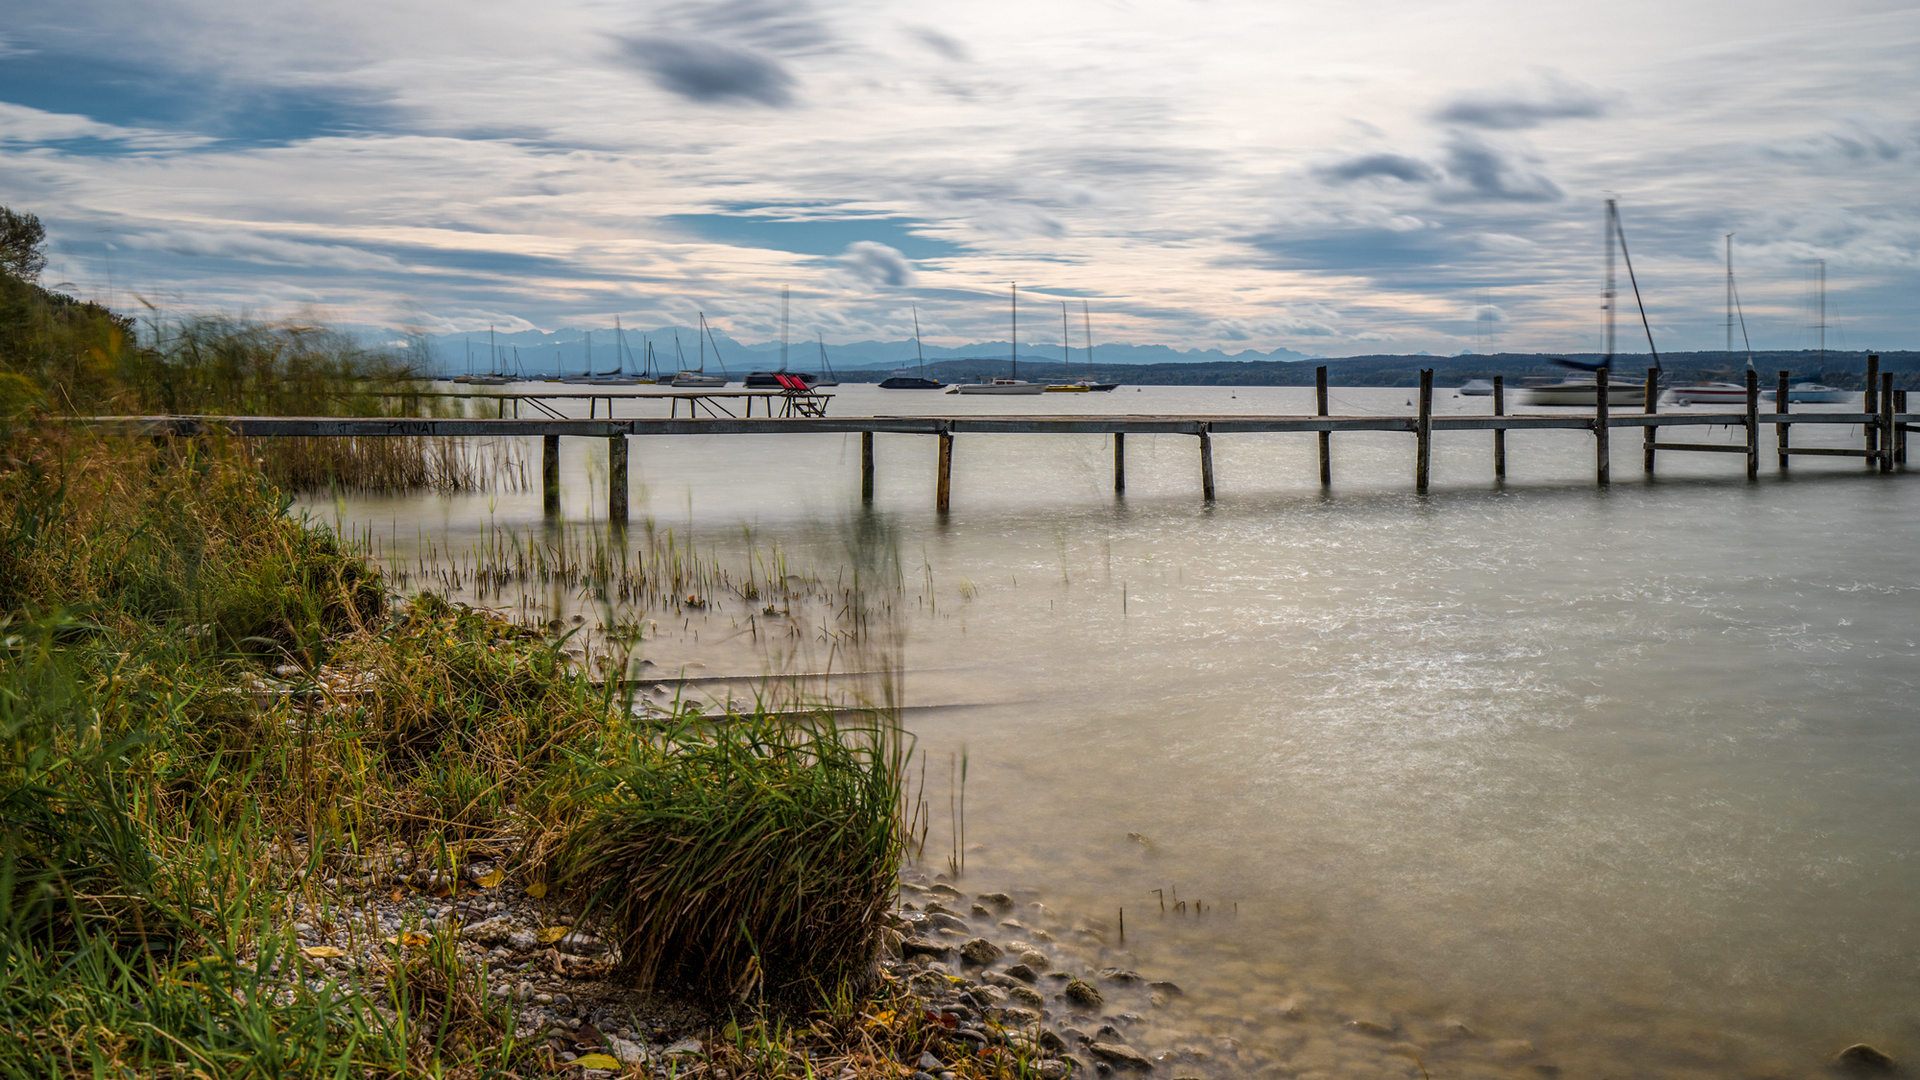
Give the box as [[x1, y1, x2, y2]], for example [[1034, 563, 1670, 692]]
[[608, 435, 628, 523], [1898, 390, 1909, 465], [1881, 372, 1895, 474], [1199, 426, 1216, 501], [542, 434, 560, 517], [1594, 367, 1610, 486], [1415, 369, 1433, 494], [1493, 375, 1506, 480], [861, 430, 874, 503], [1113, 432, 1126, 494], [1745, 369, 1759, 480], [1865, 355, 1879, 467], [1643, 368, 1658, 475], [936, 431, 953, 513], [1776, 370, 1791, 469], [1316, 365, 1331, 486]]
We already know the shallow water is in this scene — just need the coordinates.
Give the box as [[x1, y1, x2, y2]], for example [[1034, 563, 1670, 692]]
[[315, 383, 1918, 1076]]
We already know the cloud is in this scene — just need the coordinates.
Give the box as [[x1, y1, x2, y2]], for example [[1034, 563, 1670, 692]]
[[1315, 152, 1440, 184], [1473, 304, 1509, 323], [1438, 135, 1562, 202], [126, 230, 409, 273], [835, 241, 916, 287], [1207, 314, 1341, 340], [909, 26, 971, 61], [0, 102, 212, 149], [615, 37, 795, 106], [1434, 76, 1608, 130]]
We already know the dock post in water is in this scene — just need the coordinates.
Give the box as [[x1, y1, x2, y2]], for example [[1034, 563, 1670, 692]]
[[1898, 390, 1909, 465], [1415, 369, 1433, 494], [1643, 368, 1659, 475], [542, 434, 560, 518], [1113, 432, 1126, 494], [1493, 375, 1506, 480], [1595, 367, 1611, 486], [1745, 369, 1759, 480], [1777, 370, 1791, 470], [1865, 355, 1880, 467], [861, 431, 874, 503], [1199, 426, 1216, 501], [1316, 365, 1331, 486], [1881, 372, 1895, 474], [608, 435, 628, 523], [936, 431, 953, 513]]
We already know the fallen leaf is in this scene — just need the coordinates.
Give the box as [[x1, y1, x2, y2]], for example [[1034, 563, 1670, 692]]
[[525, 881, 547, 899], [300, 945, 347, 959], [572, 1053, 621, 1070], [537, 926, 573, 945], [477, 868, 506, 888], [385, 932, 430, 948], [390, 888, 406, 902]]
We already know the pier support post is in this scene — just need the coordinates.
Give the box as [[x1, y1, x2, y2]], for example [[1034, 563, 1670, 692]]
[[1595, 367, 1610, 486], [1865, 355, 1879, 467], [608, 435, 628, 523], [1881, 372, 1895, 474], [1416, 369, 1433, 494], [936, 431, 953, 513], [1745, 369, 1759, 480], [861, 431, 874, 503], [1199, 426, 1215, 501], [542, 434, 560, 518], [1493, 375, 1506, 480], [1113, 432, 1126, 494], [1898, 390, 1909, 465], [1316, 365, 1331, 486], [1777, 370, 1791, 470], [1643, 368, 1659, 475]]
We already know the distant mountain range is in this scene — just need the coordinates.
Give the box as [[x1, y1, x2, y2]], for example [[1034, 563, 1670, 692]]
[[389, 327, 1915, 389]]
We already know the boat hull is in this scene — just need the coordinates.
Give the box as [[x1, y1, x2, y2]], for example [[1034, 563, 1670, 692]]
[[1668, 383, 1776, 406], [951, 381, 1045, 395], [879, 377, 944, 390], [670, 372, 727, 388], [1519, 385, 1646, 407], [1785, 388, 1850, 404]]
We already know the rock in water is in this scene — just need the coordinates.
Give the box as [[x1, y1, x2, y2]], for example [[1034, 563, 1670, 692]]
[[1089, 1043, 1154, 1071], [1006, 985, 1046, 1009], [1065, 978, 1104, 1008], [462, 916, 515, 945], [960, 937, 1004, 965], [1837, 1044, 1896, 1071], [1037, 1061, 1071, 1080], [977, 892, 1014, 911], [1003, 963, 1038, 983]]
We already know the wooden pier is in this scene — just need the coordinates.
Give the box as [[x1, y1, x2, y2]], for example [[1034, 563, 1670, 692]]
[[108, 362, 1913, 520]]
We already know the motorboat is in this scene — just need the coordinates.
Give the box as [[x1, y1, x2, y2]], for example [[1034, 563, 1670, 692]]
[[671, 371, 727, 388], [1667, 381, 1773, 406], [1458, 379, 1494, 396], [1518, 369, 1645, 407], [1785, 382, 1850, 404], [950, 377, 1044, 395]]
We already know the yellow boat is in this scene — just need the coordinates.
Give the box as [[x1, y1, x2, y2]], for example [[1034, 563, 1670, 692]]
[[1044, 383, 1092, 392]]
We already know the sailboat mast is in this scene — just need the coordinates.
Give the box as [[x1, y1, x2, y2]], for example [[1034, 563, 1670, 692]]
[[1010, 282, 1018, 380], [1603, 199, 1617, 366], [1818, 259, 1826, 369], [1726, 235, 1734, 363], [1083, 301, 1093, 372], [781, 285, 789, 372], [490, 324, 495, 374], [584, 330, 592, 377], [912, 304, 926, 376], [1062, 302, 1070, 380], [699, 314, 705, 373]]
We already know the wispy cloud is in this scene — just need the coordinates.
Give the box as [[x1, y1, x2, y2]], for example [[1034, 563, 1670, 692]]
[[614, 37, 796, 106], [1434, 75, 1609, 130], [835, 241, 916, 287]]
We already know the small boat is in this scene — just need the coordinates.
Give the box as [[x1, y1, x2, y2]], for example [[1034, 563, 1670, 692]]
[[1045, 382, 1091, 392], [1667, 381, 1773, 406], [881, 305, 945, 389], [1522, 202, 1655, 409], [1785, 382, 1850, 404], [1458, 379, 1494, 396], [811, 334, 839, 387], [1045, 301, 1120, 391], [670, 316, 731, 387], [950, 377, 1045, 395], [1045, 302, 1084, 391], [951, 283, 1043, 394], [1518, 371, 1645, 407]]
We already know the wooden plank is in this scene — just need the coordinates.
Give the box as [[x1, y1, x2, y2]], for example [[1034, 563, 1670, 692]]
[[1882, 371, 1896, 474], [1783, 447, 1875, 457], [1650, 442, 1748, 453]]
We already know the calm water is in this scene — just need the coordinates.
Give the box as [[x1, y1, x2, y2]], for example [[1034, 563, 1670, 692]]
[[319, 384, 1918, 1077]]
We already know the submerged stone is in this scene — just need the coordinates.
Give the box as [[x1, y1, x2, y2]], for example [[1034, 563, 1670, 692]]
[[1837, 1044, 1896, 1071]]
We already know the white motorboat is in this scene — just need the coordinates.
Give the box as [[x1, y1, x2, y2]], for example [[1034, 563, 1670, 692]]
[[1667, 381, 1773, 406], [1458, 379, 1494, 396], [950, 377, 1044, 395], [1518, 373, 1644, 407], [1785, 382, 1850, 404], [671, 371, 727, 388]]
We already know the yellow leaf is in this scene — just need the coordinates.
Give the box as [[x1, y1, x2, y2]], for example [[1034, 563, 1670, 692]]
[[537, 925, 573, 944], [385, 932, 430, 948], [572, 1053, 621, 1069], [477, 868, 506, 888], [525, 881, 547, 899], [300, 945, 347, 959]]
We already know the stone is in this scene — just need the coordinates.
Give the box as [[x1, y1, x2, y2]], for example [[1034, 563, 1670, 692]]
[[930, 884, 964, 900], [1837, 1044, 1897, 1071], [903, 938, 953, 959], [1019, 950, 1049, 968], [1345, 1019, 1394, 1038], [1062, 1026, 1093, 1045], [992, 1006, 1042, 1027], [1006, 985, 1046, 1010], [928, 913, 972, 934], [1097, 968, 1142, 984], [606, 1035, 648, 1065], [1095, 1024, 1124, 1043], [1146, 981, 1182, 997], [925, 902, 959, 917], [1089, 1042, 1154, 1071], [1037, 1061, 1071, 1080], [919, 1053, 944, 1071], [949, 1028, 989, 1049], [971, 905, 994, 918], [557, 931, 605, 955], [1033, 1029, 1069, 1054], [977, 892, 1014, 911], [664, 1037, 704, 1056], [513, 980, 534, 1001], [960, 937, 1004, 966], [506, 930, 537, 951], [1065, 979, 1104, 1008], [1003, 963, 1038, 982]]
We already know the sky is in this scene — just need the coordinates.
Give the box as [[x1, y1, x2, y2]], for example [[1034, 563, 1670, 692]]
[[1, 0, 1916, 357]]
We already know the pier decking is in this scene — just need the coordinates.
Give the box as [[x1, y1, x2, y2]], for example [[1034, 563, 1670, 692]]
[[104, 364, 1913, 519]]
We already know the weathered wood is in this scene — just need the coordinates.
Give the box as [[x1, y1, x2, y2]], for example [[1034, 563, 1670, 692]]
[[1745, 369, 1759, 480], [542, 434, 560, 517], [1493, 375, 1506, 480], [1782, 447, 1875, 457], [1651, 442, 1750, 453], [1316, 365, 1331, 485], [1776, 370, 1791, 470], [1113, 432, 1126, 493], [936, 432, 953, 513], [1643, 368, 1658, 475], [1881, 372, 1895, 474], [608, 435, 628, 523], [861, 430, 874, 503], [1866, 354, 1880, 467], [1199, 428, 1216, 501], [1416, 369, 1433, 494], [1898, 391, 1909, 464], [1595, 367, 1611, 486]]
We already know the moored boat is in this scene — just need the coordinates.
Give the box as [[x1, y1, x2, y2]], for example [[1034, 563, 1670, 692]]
[[882, 305, 946, 389]]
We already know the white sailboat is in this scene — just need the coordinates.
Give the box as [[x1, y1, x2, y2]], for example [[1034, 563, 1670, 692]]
[[1670, 236, 1775, 405], [1785, 261, 1849, 404], [952, 282, 1044, 394], [1520, 199, 1648, 408], [671, 315, 729, 387]]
